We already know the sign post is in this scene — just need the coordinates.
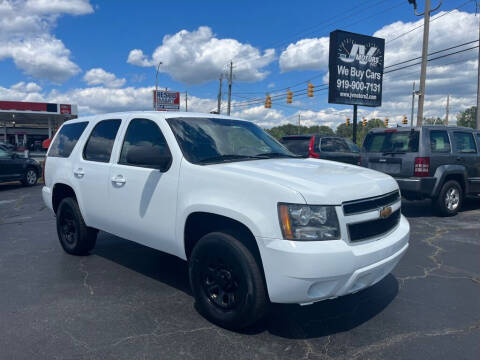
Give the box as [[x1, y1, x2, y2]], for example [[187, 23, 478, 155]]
[[153, 90, 180, 111], [328, 30, 385, 143]]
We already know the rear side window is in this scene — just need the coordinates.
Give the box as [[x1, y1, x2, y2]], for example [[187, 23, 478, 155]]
[[48, 122, 88, 158], [364, 131, 419, 153], [321, 138, 349, 152], [83, 119, 121, 162], [430, 130, 451, 153], [119, 118, 171, 166], [453, 132, 477, 153], [280, 137, 311, 157]]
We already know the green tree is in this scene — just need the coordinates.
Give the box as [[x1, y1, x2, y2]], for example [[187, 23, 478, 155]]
[[423, 117, 446, 125], [335, 118, 385, 146], [266, 124, 334, 139], [457, 106, 476, 129]]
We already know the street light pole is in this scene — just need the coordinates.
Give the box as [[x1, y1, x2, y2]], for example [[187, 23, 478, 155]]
[[476, 5, 480, 129], [409, 0, 442, 126], [154, 61, 163, 110], [411, 81, 416, 127]]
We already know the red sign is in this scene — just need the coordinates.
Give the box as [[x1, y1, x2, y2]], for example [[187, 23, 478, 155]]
[[60, 104, 72, 114]]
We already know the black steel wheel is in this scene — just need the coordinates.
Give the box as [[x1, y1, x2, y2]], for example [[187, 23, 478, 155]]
[[189, 232, 268, 330], [56, 197, 97, 255]]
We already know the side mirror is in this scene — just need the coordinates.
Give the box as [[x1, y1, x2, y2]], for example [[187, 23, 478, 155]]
[[126, 145, 172, 172]]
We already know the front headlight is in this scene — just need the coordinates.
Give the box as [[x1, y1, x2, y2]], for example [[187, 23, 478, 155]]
[[278, 203, 340, 241]]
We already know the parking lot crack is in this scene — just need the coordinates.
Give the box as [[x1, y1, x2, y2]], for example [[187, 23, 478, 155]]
[[79, 259, 94, 296]]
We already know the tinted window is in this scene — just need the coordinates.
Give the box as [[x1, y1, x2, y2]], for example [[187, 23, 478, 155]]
[[281, 137, 311, 157], [430, 130, 451, 153], [453, 132, 477, 153], [119, 118, 171, 166], [83, 119, 121, 162], [364, 131, 419, 153], [48, 122, 88, 158], [476, 134, 480, 151], [167, 117, 293, 164], [321, 138, 349, 152], [345, 139, 360, 153]]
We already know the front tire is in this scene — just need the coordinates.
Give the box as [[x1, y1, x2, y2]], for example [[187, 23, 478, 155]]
[[434, 180, 463, 216], [189, 232, 268, 330], [56, 197, 97, 255], [21, 168, 38, 186]]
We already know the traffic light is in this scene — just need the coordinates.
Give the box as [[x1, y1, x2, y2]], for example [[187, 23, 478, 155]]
[[402, 115, 408, 125], [384, 117, 389, 127], [346, 117, 350, 126], [307, 82, 314, 97], [286, 89, 293, 104], [264, 94, 272, 108], [362, 117, 367, 127]]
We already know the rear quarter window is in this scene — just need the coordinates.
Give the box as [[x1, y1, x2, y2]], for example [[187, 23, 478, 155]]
[[453, 132, 477, 153], [48, 122, 88, 158]]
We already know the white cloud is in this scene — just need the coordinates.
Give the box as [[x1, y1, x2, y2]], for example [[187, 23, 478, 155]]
[[0, 0, 93, 83], [24, 0, 93, 15], [127, 26, 276, 85], [279, 37, 330, 72], [83, 68, 126, 88], [10, 81, 42, 93]]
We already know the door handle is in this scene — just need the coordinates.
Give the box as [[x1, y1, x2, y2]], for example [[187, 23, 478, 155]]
[[73, 168, 85, 177], [111, 175, 126, 185]]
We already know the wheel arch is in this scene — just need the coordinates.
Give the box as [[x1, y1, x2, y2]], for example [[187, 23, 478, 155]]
[[432, 165, 468, 197]]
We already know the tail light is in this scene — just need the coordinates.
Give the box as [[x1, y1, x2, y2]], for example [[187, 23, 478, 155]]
[[308, 136, 320, 158], [414, 157, 430, 177], [357, 157, 362, 166], [42, 157, 47, 182]]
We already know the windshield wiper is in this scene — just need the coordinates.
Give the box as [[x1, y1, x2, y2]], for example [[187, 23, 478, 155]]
[[254, 152, 299, 158], [198, 154, 266, 164]]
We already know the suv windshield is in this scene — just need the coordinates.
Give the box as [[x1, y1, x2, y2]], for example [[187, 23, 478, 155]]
[[167, 117, 295, 164], [364, 130, 419, 153]]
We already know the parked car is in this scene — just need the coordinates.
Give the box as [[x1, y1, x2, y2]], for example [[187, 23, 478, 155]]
[[0, 142, 16, 152], [42, 112, 409, 329], [280, 135, 361, 165], [0, 148, 41, 186], [362, 126, 480, 216]]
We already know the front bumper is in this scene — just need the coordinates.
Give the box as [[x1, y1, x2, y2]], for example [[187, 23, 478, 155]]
[[395, 177, 436, 199], [257, 215, 409, 304]]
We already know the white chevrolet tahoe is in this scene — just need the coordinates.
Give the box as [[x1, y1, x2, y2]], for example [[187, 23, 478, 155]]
[[42, 112, 409, 329]]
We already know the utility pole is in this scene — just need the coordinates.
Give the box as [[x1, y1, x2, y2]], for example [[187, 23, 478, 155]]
[[185, 91, 188, 112], [410, 81, 416, 127], [477, 4, 480, 129], [217, 75, 223, 114], [227, 61, 233, 116], [298, 113, 301, 134], [154, 61, 163, 110], [409, 0, 442, 126], [352, 105, 358, 144], [445, 94, 450, 125]]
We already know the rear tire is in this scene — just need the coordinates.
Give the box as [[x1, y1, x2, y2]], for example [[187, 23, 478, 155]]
[[434, 180, 463, 216], [56, 197, 97, 255], [21, 168, 38, 186], [189, 232, 268, 330]]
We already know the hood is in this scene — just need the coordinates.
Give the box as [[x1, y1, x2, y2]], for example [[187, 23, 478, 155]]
[[213, 158, 398, 205]]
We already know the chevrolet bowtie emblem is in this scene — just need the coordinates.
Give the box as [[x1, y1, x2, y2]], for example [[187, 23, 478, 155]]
[[379, 206, 393, 219]]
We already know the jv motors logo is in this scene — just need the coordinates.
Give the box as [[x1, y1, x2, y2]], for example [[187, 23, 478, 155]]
[[338, 41, 380, 66]]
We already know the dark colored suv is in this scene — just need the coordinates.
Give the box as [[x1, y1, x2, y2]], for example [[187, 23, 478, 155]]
[[280, 135, 361, 165], [0, 148, 41, 186], [362, 126, 480, 216]]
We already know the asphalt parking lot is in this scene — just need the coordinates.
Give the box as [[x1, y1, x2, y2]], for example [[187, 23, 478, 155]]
[[0, 183, 479, 360]]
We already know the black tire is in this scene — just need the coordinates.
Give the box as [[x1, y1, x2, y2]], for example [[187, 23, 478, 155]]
[[189, 232, 268, 330], [434, 180, 463, 216], [56, 197, 97, 255], [21, 167, 38, 186]]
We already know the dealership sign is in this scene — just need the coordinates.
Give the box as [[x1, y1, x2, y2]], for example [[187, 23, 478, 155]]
[[328, 30, 385, 107], [153, 90, 180, 111]]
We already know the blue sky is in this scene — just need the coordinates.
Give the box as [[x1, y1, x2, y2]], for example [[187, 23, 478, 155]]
[[0, 0, 478, 127]]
